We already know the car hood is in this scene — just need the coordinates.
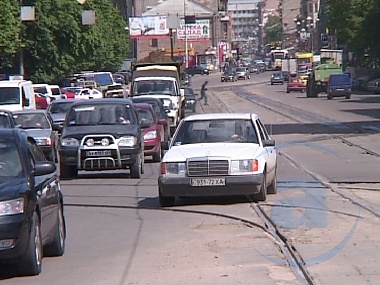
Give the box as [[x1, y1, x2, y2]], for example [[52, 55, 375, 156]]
[[23, 129, 52, 138], [164, 143, 260, 161], [0, 177, 25, 196], [62, 125, 139, 140]]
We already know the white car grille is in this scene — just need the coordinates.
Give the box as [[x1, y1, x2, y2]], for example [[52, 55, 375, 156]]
[[187, 160, 229, 176]]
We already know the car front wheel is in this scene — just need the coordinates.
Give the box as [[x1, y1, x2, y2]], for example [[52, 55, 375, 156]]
[[130, 152, 143, 178], [255, 171, 267, 201], [44, 204, 66, 256], [18, 212, 42, 276]]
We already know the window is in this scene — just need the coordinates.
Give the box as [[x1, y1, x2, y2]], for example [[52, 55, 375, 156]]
[[28, 139, 46, 162], [309, 3, 313, 13], [151, 39, 158, 47]]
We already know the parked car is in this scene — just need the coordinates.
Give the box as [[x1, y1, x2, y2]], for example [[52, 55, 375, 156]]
[[46, 99, 76, 130], [0, 128, 65, 276], [134, 103, 164, 162], [183, 87, 197, 112], [221, 69, 238, 82], [185, 65, 210, 76], [366, 77, 380, 94], [13, 110, 60, 162], [236, 67, 249, 80], [158, 113, 277, 207], [130, 97, 171, 142], [58, 98, 145, 178], [270, 72, 284, 85], [0, 109, 16, 128], [327, 73, 352, 99]]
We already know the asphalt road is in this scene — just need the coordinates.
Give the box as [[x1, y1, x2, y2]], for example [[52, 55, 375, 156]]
[[3, 71, 380, 285]]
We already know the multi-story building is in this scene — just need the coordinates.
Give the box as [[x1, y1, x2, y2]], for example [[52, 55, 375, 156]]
[[227, 0, 263, 55]]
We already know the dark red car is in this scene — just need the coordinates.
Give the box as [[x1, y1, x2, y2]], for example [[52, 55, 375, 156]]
[[286, 78, 306, 93], [134, 103, 164, 162], [35, 93, 54, 109]]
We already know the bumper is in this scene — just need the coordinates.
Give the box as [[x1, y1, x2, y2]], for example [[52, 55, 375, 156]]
[[0, 214, 29, 261], [59, 146, 140, 170], [271, 79, 283, 84], [158, 174, 263, 197], [143, 140, 161, 156]]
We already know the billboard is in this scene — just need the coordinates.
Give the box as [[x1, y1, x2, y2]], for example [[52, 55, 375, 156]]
[[129, 16, 169, 39], [177, 19, 210, 42]]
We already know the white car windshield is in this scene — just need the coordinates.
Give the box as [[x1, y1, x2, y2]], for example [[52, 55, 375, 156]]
[[133, 80, 176, 96], [173, 119, 259, 145]]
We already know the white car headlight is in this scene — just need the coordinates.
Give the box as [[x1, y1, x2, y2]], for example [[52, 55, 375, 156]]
[[118, 136, 137, 147], [231, 159, 258, 173], [86, 138, 95, 147], [61, 137, 79, 147], [144, 130, 157, 140], [35, 137, 52, 146], [161, 162, 186, 175], [0, 197, 24, 216]]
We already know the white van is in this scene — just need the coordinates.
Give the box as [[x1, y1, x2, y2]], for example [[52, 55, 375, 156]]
[[0, 80, 36, 111]]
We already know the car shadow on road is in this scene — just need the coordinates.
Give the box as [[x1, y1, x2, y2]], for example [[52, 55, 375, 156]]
[[138, 195, 253, 209]]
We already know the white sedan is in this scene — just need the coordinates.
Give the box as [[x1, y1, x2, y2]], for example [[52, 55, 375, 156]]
[[75, 88, 103, 100], [158, 113, 277, 207]]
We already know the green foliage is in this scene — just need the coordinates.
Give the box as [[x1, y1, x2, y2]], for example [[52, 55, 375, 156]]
[[326, 0, 380, 66], [0, 0, 22, 68], [264, 15, 282, 46], [17, 0, 129, 82]]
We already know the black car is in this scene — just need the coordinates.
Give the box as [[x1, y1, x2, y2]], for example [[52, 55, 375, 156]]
[[185, 65, 210, 76], [0, 128, 65, 276], [13, 110, 60, 162], [221, 69, 238, 82], [183, 87, 197, 112], [131, 96, 171, 142], [180, 73, 192, 86], [46, 99, 76, 130], [59, 98, 145, 179], [0, 109, 16, 128]]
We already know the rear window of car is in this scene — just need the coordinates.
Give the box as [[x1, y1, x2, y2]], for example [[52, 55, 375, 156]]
[[329, 74, 351, 85]]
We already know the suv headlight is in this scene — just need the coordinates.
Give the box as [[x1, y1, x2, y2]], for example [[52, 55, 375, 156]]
[[61, 137, 79, 147], [231, 159, 258, 173], [118, 136, 137, 147], [144, 131, 157, 140], [0, 197, 24, 216], [160, 162, 186, 175]]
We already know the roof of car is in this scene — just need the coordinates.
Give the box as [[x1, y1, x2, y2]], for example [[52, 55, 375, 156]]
[[13, 109, 48, 114], [131, 97, 162, 103], [133, 103, 152, 109], [70, 98, 133, 107], [183, 113, 258, 121]]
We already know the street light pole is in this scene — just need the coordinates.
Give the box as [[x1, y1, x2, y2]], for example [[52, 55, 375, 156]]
[[184, 0, 188, 68]]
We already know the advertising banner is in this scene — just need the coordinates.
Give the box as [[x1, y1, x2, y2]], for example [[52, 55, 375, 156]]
[[129, 16, 169, 39], [177, 19, 210, 42]]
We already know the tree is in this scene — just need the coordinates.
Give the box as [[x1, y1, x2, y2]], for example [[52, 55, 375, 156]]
[[0, 0, 22, 70], [264, 15, 282, 47], [22, 0, 129, 82]]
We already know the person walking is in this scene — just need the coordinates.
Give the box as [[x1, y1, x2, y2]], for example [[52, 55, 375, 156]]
[[199, 80, 208, 105]]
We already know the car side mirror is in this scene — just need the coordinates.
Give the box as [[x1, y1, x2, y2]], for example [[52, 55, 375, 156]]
[[34, 161, 56, 176], [262, 139, 275, 147]]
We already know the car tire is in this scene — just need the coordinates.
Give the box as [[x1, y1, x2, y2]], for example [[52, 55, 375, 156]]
[[130, 152, 142, 178], [60, 162, 78, 179], [18, 212, 42, 276], [44, 204, 66, 257], [152, 147, 162, 162], [192, 106, 196, 113], [345, 94, 351, 99], [271, 82, 273, 85], [286, 89, 290, 93], [327, 94, 332, 100], [159, 189, 175, 207], [267, 168, 277, 194], [255, 170, 267, 201]]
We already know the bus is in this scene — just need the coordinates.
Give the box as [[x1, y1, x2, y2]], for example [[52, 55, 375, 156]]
[[270, 49, 289, 70]]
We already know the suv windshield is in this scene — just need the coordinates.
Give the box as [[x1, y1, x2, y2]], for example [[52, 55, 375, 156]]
[[67, 104, 136, 126], [0, 87, 20, 105], [330, 74, 351, 85]]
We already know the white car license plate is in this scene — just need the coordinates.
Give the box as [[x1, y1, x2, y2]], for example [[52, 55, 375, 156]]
[[87, 150, 112, 157], [191, 178, 226, 187]]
